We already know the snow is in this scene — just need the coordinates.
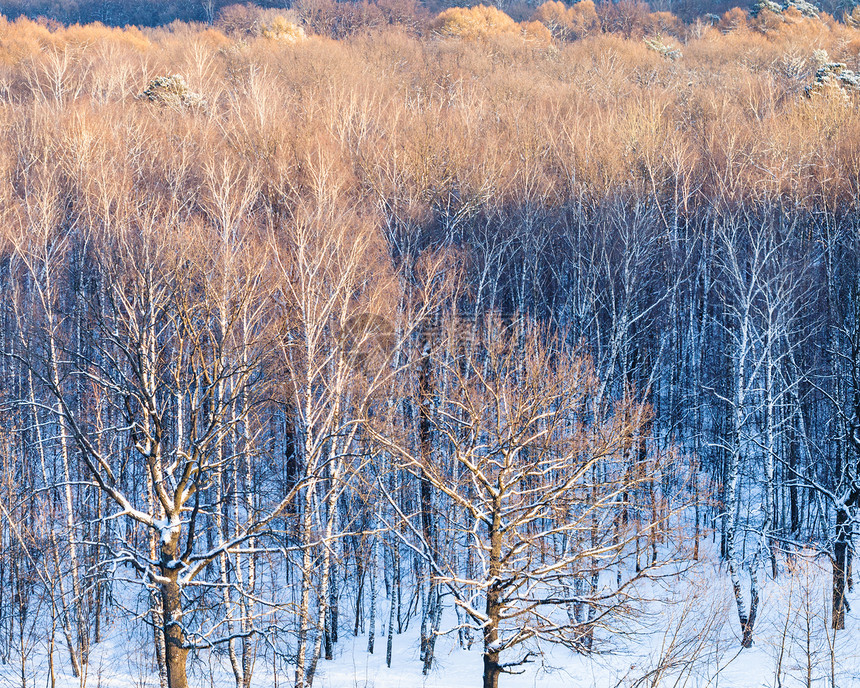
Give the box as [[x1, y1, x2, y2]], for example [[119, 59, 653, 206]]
[[6, 548, 860, 688], [152, 516, 181, 547], [309, 562, 860, 688]]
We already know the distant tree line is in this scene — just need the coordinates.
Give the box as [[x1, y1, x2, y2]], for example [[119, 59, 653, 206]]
[[1, 0, 857, 33], [0, 0, 281, 26]]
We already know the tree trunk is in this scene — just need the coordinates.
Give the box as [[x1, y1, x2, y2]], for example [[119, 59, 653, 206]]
[[764, 340, 778, 581], [483, 650, 501, 688], [161, 569, 188, 688], [483, 499, 502, 688], [789, 437, 800, 534], [295, 489, 315, 688], [741, 565, 759, 648], [386, 534, 397, 668], [368, 523, 378, 654], [833, 506, 850, 630], [418, 328, 439, 674], [727, 314, 755, 648]]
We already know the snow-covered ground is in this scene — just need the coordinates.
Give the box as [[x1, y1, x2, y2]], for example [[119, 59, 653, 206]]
[[6, 549, 860, 688], [314, 557, 860, 688]]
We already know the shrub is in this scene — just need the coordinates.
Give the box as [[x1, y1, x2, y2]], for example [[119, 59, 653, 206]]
[[749, 0, 821, 33], [718, 7, 748, 32], [786, 0, 819, 18], [807, 58, 860, 96], [431, 5, 519, 40], [753, 7, 785, 32], [532, 0, 600, 40], [138, 74, 205, 109], [597, 0, 652, 38], [644, 10, 683, 37], [216, 3, 262, 35], [644, 34, 682, 59], [294, 0, 393, 39], [520, 19, 553, 44], [262, 16, 306, 43], [751, 0, 784, 16]]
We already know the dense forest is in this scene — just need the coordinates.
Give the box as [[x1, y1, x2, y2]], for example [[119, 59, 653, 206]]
[[0, 1, 860, 687], [0, 0, 854, 28]]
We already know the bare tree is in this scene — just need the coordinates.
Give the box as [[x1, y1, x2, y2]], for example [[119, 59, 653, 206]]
[[368, 316, 674, 688], [8, 186, 295, 687]]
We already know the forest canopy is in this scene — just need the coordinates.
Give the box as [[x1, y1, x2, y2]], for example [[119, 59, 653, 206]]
[[1, 1, 860, 687]]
